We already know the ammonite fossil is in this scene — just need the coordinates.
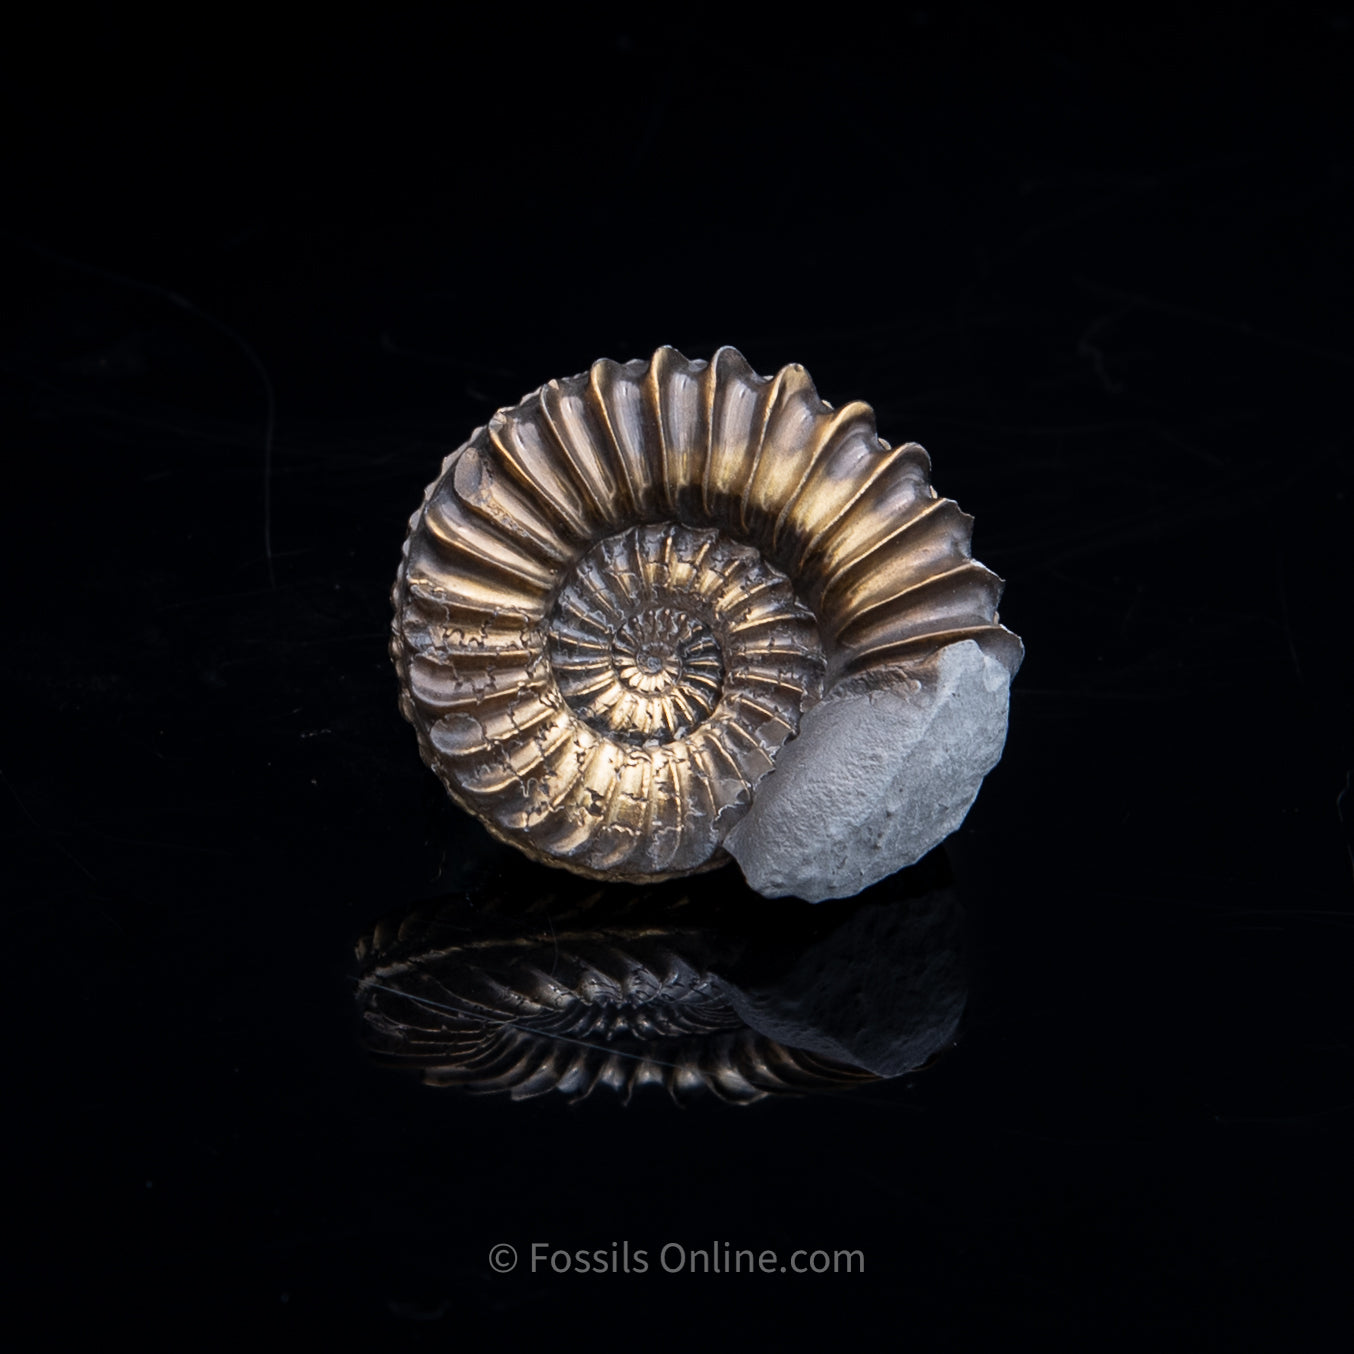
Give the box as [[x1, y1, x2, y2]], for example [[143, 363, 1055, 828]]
[[391, 347, 1022, 901]]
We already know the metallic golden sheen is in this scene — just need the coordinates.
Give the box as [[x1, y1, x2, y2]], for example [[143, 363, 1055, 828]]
[[391, 347, 1021, 883]]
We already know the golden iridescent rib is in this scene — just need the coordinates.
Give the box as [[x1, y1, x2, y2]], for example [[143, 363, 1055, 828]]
[[392, 346, 1019, 882]]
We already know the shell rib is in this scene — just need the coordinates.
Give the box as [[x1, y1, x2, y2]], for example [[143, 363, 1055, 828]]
[[392, 347, 1023, 895]]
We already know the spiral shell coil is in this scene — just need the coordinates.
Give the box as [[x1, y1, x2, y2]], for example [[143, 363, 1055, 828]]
[[391, 347, 1022, 887]]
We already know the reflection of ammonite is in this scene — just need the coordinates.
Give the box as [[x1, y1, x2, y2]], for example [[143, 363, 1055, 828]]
[[356, 905, 878, 1104], [354, 859, 964, 1104], [392, 347, 1023, 899]]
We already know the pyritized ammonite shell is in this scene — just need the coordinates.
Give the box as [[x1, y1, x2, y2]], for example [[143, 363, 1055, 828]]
[[391, 347, 1022, 895]]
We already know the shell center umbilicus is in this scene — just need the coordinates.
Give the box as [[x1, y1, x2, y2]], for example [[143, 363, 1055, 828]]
[[546, 523, 822, 750], [614, 606, 720, 690]]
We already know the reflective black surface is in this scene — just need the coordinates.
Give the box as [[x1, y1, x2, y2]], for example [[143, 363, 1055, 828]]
[[5, 9, 1352, 1344], [355, 849, 962, 1100]]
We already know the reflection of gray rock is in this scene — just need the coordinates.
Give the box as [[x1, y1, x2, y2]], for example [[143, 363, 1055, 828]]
[[354, 849, 965, 1103], [716, 881, 965, 1078]]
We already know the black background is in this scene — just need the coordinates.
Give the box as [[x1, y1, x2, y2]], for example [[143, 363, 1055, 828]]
[[4, 7, 1352, 1345]]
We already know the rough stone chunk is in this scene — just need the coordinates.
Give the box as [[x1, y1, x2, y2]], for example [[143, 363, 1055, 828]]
[[724, 640, 1015, 901]]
